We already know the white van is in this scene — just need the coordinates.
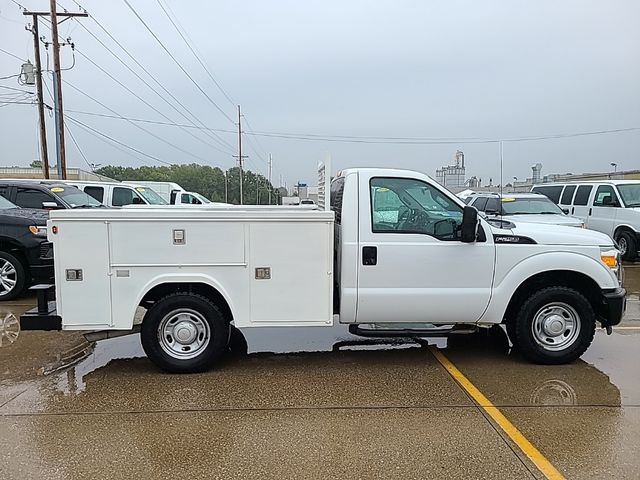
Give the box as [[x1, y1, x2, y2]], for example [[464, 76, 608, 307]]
[[532, 180, 640, 260], [67, 181, 168, 207]]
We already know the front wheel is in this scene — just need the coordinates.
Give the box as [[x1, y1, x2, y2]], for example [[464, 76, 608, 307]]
[[141, 293, 230, 373], [0, 252, 26, 301], [514, 287, 595, 364]]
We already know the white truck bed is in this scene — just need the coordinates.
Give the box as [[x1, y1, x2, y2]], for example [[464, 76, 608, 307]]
[[50, 208, 334, 330]]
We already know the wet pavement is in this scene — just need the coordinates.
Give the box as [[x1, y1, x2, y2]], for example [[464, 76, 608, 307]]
[[1, 265, 639, 479]]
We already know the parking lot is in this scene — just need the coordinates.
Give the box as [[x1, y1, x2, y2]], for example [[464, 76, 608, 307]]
[[0, 266, 638, 479]]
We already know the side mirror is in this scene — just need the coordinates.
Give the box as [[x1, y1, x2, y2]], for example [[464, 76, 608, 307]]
[[132, 197, 144, 205], [562, 208, 570, 214], [602, 195, 617, 207], [484, 209, 498, 216], [42, 201, 62, 210], [461, 206, 478, 243]]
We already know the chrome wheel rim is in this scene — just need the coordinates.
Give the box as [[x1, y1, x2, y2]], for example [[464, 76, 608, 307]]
[[531, 302, 581, 351], [618, 237, 628, 256], [158, 308, 210, 359], [0, 259, 17, 297], [0, 313, 20, 347]]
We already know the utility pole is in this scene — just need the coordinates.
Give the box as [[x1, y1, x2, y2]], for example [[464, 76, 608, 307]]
[[50, 0, 65, 179], [224, 171, 228, 203], [256, 176, 260, 205], [24, 7, 87, 180], [232, 105, 248, 205], [268, 153, 272, 204], [27, 15, 49, 179]]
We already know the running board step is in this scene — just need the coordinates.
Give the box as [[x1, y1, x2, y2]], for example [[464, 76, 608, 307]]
[[349, 324, 477, 338]]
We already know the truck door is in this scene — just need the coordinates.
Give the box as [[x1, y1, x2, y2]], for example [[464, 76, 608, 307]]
[[356, 175, 495, 324], [587, 185, 619, 237]]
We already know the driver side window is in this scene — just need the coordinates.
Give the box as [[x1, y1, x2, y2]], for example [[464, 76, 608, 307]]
[[370, 177, 463, 240]]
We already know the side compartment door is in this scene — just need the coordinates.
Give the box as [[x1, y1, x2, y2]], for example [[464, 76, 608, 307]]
[[54, 221, 112, 328], [356, 175, 495, 325]]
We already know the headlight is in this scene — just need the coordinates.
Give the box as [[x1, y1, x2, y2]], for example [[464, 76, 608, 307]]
[[28, 225, 48, 238], [600, 246, 622, 284]]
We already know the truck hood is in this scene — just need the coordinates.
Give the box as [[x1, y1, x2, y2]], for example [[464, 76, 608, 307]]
[[0, 207, 49, 226], [498, 214, 584, 227], [491, 221, 614, 246]]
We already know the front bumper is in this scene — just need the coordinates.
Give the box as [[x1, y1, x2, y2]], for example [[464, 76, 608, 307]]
[[598, 287, 626, 328]]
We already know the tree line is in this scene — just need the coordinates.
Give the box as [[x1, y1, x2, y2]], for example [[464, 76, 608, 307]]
[[95, 164, 285, 205]]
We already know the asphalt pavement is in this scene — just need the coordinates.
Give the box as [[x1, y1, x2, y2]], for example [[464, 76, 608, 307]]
[[1, 265, 639, 479]]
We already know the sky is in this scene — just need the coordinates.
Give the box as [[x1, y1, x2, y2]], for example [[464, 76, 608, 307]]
[[1, 0, 639, 188]]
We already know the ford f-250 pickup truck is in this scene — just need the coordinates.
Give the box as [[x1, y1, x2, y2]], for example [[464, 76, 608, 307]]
[[20, 166, 625, 372]]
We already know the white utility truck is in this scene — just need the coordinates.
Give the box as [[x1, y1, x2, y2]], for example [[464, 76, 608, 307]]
[[21, 166, 626, 373]]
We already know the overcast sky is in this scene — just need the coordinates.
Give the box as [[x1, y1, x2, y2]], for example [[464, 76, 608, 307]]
[[1, 0, 639, 187]]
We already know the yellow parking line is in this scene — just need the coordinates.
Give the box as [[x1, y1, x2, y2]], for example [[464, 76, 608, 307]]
[[612, 326, 640, 330], [429, 346, 565, 480]]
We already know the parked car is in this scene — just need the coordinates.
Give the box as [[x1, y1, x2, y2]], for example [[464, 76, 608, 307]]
[[468, 193, 584, 228], [532, 180, 640, 260], [0, 195, 53, 300], [64, 181, 168, 207], [173, 191, 211, 205], [122, 181, 184, 204], [0, 181, 103, 211]]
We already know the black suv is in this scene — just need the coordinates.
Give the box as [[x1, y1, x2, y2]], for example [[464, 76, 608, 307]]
[[0, 181, 103, 210], [0, 195, 53, 300]]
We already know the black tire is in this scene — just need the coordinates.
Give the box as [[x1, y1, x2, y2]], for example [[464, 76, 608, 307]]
[[227, 325, 248, 356], [615, 230, 637, 261], [514, 286, 596, 365], [0, 251, 27, 301], [141, 292, 230, 373]]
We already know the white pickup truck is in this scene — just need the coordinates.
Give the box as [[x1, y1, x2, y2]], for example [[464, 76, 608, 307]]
[[21, 166, 626, 373]]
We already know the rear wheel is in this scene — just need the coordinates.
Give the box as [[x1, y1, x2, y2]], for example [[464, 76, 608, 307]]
[[141, 293, 230, 373], [615, 230, 637, 261], [515, 286, 595, 364], [0, 252, 26, 301]]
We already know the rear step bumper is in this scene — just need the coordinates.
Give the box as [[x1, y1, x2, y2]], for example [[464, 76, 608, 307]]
[[19, 284, 61, 331], [349, 324, 477, 338]]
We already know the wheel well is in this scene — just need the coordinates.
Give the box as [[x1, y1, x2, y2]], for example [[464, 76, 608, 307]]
[[613, 225, 635, 240], [503, 270, 601, 325], [139, 282, 233, 323]]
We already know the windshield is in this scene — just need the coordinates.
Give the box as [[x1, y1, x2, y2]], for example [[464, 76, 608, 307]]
[[50, 186, 103, 208], [501, 197, 565, 215], [132, 186, 168, 205], [0, 195, 17, 209], [617, 184, 640, 207]]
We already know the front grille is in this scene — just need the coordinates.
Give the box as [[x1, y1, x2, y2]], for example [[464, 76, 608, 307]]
[[39, 242, 53, 259]]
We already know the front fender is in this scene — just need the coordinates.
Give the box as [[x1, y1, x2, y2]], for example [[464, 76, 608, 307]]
[[480, 250, 617, 324]]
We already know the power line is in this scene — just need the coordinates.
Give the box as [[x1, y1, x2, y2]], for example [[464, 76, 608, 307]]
[[0, 85, 34, 93], [63, 109, 640, 144], [154, 0, 235, 107], [122, 0, 235, 125], [69, 16, 234, 153], [73, 47, 233, 157], [64, 120, 93, 170], [66, 115, 173, 166], [0, 47, 25, 61], [64, 80, 220, 165]]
